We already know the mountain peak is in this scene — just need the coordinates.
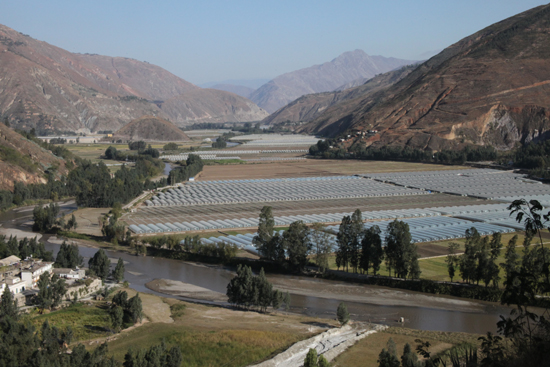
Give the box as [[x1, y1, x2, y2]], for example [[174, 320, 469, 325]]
[[250, 50, 417, 113]]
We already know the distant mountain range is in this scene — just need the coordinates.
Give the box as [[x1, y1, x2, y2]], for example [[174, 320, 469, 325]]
[[297, 4, 550, 151], [0, 24, 267, 133], [249, 50, 418, 113]]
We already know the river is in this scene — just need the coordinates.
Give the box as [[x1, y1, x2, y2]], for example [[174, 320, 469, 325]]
[[0, 204, 513, 335]]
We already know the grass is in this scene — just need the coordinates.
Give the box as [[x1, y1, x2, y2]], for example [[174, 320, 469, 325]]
[[333, 327, 480, 367], [107, 324, 302, 366], [29, 303, 112, 341]]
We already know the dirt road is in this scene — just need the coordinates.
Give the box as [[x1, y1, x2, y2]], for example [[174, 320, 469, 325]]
[[249, 323, 386, 367]]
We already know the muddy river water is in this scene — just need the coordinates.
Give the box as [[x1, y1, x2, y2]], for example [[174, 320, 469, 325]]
[[0, 203, 515, 335]]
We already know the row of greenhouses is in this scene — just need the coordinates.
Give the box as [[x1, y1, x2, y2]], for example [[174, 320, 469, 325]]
[[145, 176, 430, 207], [362, 169, 550, 199]]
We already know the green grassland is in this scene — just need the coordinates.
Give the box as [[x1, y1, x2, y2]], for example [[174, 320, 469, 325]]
[[29, 303, 113, 341]]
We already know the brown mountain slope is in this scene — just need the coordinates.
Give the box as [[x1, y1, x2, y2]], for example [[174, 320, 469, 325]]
[[78, 54, 198, 101], [262, 65, 416, 126], [300, 4, 550, 151], [161, 89, 269, 125], [0, 123, 67, 191], [0, 24, 266, 133], [113, 116, 190, 142], [250, 50, 417, 113]]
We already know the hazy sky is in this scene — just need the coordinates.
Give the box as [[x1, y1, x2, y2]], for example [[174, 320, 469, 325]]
[[0, 1, 547, 85]]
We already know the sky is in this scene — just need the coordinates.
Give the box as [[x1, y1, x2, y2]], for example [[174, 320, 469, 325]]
[[0, 1, 548, 85]]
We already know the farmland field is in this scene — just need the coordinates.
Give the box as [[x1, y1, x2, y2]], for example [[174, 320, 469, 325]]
[[198, 160, 470, 181]]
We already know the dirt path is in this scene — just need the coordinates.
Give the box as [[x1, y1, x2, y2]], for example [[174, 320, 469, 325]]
[[249, 323, 387, 367]]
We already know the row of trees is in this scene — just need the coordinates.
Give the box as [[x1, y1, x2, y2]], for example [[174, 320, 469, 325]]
[[168, 154, 204, 184], [105, 144, 160, 160], [110, 290, 143, 331], [88, 249, 125, 282], [0, 234, 53, 261], [309, 139, 498, 165], [33, 203, 78, 233], [226, 265, 290, 312]]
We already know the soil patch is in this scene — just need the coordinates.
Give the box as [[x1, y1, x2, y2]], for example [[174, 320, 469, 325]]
[[146, 279, 227, 303]]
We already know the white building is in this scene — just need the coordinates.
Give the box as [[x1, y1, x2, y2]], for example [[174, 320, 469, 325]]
[[1, 277, 26, 294], [0, 255, 21, 267], [52, 268, 85, 280], [21, 261, 53, 289]]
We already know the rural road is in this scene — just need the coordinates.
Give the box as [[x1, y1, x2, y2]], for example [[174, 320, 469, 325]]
[[249, 323, 386, 367]]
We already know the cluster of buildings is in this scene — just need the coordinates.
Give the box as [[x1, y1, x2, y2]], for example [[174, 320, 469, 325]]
[[0, 255, 87, 307]]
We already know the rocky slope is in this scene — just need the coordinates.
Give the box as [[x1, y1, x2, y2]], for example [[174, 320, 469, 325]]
[[0, 123, 67, 191], [299, 4, 550, 151], [161, 89, 269, 125], [0, 23, 266, 133], [113, 116, 190, 142], [250, 50, 417, 113], [262, 65, 416, 126]]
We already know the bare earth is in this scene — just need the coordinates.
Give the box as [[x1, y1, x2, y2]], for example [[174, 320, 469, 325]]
[[147, 274, 485, 314], [199, 160, 470, 181], [266, 275, 485, 313], [146, 279, 227, 303]]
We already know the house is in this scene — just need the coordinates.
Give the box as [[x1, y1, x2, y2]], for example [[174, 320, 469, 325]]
[[0, 255, 21, 267], [52, 268, 86, 280], [20, 261, 53, 289], [1, 277, 26, 294]]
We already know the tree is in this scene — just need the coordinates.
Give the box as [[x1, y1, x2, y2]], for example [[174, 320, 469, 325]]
[[283, 221, 311, 271], [226, 264, 255, 309], [361, 225, 384, 275], [446, 242, 460, 282], [501, 234, 519, 282], [401, 343, 420, 367], [104, 146, 118, 159], [112, 290, 129, 307], [88, 249, 110, 279], [385, 220, 418, 278], [378, 338, 400, 367], [460, 227, 480, 283], [349, 209, 364, 273], [32, 203, 61, 232], [127, 293, 143, 324], [112, 258, 125, 282], [253, 206, 275, 256], [283, 291, 291, 311], [271, 289, 283, 310], [336, 216, 352, 272], [255, 268, 273, 313], [336, 302, 349, 326], [66, 214, 78, 230], [0, 285, 19, 320], [318, 355, 330, 367], [36, 272, 66, 311], [304, 348, 318, 367], [488, 232, 503, 287], [110, 306, 124, 332], [310, 223, 332, 273], [55, 241, 83, 268]]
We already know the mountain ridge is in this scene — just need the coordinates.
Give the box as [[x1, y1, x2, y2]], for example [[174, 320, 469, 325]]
[[298, 4, 550, 151], [250, 50, 418, 113], [0, 23, 265, 133]]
